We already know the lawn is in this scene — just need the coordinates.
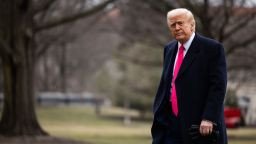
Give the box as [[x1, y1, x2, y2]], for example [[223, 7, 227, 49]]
[[37, 106, 151, 144], [37, 106, 256, 144]]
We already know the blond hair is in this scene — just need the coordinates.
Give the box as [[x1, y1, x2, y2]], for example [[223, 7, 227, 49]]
[[167, 8, 196, 32]]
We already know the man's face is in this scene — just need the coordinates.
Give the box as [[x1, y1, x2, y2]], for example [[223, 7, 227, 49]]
[[167, 14, 193, 44]]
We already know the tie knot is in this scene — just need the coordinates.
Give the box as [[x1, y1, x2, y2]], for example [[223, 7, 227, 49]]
[[179, 44, 185, 51]]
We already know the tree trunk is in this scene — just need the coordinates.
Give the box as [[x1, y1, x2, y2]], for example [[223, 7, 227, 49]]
[[60, 44, 67, 93], [0, 0, 47, 136], [43, 52, 50, 91], [0, 55, 47, 136]]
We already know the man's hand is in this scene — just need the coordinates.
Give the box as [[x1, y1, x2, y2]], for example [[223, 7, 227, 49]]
[[200, 120, 213, 136]]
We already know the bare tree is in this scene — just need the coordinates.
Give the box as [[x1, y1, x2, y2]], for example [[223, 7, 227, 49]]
[[108, 0, 167, 120], [0, 0, 116, 136]]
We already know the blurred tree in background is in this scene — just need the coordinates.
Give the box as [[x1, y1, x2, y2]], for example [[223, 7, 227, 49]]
[[0, 0, 116, 136], [225, 88, 238, 107]]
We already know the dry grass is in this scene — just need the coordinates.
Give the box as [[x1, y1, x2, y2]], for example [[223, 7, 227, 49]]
[[38, 106, 151, 144]]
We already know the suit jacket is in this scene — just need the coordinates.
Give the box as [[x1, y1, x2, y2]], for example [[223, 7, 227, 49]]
[[151, 34, 228, 144]]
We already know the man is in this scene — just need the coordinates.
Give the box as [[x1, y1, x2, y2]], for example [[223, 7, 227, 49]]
[[151, 8, 227, 144]]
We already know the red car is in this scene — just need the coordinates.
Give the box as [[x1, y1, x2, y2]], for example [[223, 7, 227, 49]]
[[224, 107, 244, 128]]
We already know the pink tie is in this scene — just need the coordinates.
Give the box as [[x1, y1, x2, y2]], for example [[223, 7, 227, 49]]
[[170, 44, 185, 116]]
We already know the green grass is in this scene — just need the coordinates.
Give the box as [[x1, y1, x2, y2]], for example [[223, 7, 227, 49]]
[[37, 106, 256, 144], [37, 106, 151, 144]]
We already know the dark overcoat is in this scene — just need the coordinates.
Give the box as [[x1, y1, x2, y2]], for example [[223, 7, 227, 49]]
[[151, 34, 228, 144]]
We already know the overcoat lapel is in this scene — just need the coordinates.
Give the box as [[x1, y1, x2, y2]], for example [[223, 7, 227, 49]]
[[164, 43, 178, 82], [176, 34, 201, 80]]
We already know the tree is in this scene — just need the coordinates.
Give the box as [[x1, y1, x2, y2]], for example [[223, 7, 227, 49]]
[[0, 0, 116, 136], [108, 0, 167, 119]]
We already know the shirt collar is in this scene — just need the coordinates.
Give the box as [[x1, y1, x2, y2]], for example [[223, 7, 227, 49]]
[[178, 32, 195, 51]]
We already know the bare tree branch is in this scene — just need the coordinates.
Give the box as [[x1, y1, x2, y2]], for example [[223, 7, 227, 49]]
[[36, 37, 60, 58], [32, 0, 57, 14], [226, 33, 256, 56], [141, 0, 175, 14], [223, 13, 255, 41], [238, 0, 247, 7], [35, 0, 116, 32], [203, 0, 210, 15], [117, 53, 162, 67], [178, 0, 196, 13], [218, 0, 233, 42], [198, 1, 215, 38]]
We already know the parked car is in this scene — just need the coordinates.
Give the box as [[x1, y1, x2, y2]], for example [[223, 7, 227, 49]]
[[224, 107, 244, 128]]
